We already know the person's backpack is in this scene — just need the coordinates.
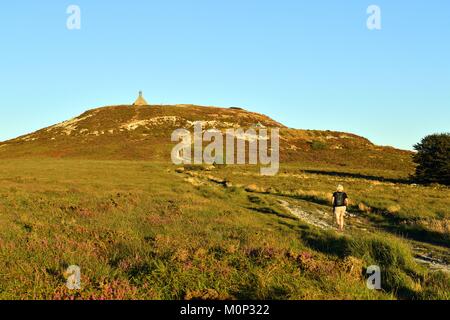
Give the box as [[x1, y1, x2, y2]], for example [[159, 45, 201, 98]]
[[334, 192, 346, 207]]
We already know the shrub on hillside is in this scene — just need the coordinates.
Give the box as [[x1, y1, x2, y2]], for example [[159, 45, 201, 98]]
[[412, 133, 450, 185], [310, 140, 327, 150]]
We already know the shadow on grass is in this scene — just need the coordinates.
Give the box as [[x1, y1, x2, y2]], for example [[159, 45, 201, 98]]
[[276, 193, 330, 206], [350, 206, 450, 248], [280, 200, 450, 249], [302, 169, 411, 184], [300, 228, 350, 258], [379, 222, 450, 248], [247, 206, 298, 221]]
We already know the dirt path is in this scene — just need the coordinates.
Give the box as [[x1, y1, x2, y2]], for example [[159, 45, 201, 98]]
[[180, 170, 450, 273], [278, 198, 450, 273], [277, 199, 335, 230]]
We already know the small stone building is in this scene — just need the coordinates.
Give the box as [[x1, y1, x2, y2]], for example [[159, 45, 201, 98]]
[[133, 91, 149, 106]]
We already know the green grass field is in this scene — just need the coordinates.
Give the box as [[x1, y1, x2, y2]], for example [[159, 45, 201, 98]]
[[0, 159, 448, 300]]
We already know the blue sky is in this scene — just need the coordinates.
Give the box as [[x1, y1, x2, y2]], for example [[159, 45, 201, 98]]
[[0, 1, 449, 150]]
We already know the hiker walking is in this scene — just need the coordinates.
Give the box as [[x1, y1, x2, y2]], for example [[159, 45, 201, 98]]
[[332, 185, 348, 231]]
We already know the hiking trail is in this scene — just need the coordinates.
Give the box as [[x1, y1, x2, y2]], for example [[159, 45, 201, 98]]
[[180, 169, 450, 273]]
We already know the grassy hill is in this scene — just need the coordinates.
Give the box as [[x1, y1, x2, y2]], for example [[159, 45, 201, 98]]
[[0, 104, 447, 300], [0, 104, 414, 173]]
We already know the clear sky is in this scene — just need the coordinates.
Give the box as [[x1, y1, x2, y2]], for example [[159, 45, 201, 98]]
[[0, 1, 449, 150]]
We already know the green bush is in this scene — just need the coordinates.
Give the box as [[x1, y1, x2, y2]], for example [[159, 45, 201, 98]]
[[310, 140, 327, 150], [413, 133, 450, 185]]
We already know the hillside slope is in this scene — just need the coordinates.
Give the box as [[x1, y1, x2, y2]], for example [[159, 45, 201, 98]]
[[0, 104, 414, 172]]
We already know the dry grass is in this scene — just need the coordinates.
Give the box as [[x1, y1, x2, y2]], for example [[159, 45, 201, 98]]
[[0, 159, 448, 300]]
